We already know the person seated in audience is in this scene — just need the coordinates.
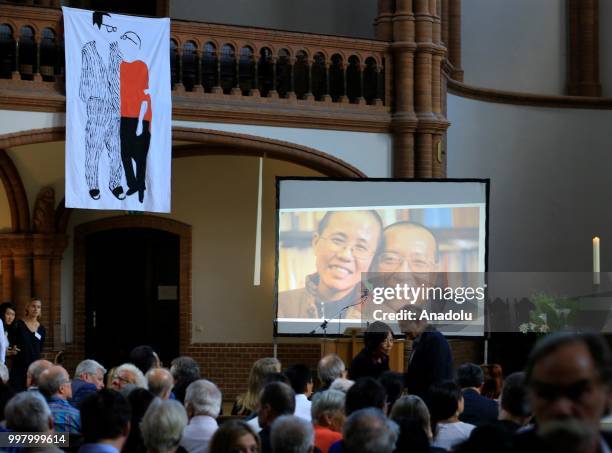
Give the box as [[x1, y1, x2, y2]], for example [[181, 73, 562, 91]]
[[348, 321, 393, 380], [124, 388, 156, 453], [78, 389, 132, 453], [71, 359, 106, 408], [328, 378, 354, 394], [379, 371, 404, 415], [453, 372, 531, 453], [180, 379, 222, 453], [257, 381, 296, 453], [27, 358, 53, 391], [146, 367, 174, 399], [345, 377, 387, 415], [498, 371, 531, 428], [429, 380, 475, 450], [39, 365, 81, 433], [232, 357, 281, 416], [247, 370, 291, 433], [480, 364, 503, 400], [209, 419, 260, 453], [456, 363, 498, 426], [393, 417, 441, 453], [170, 356, 201, 404], [284, 364, 314, 421], [311, 390, 345, 453], [0, 379, 15, 423], [130, 345, 162, 375], [513, 332, 612, 453], [271, 415, 316, 453], [5, 391, 62, 449], [317, 354, 346, 393], [111, 363, 147, 390], [141, 399, 188, 453], [390, 394, 433, 440], [339, 408, 398, 453]]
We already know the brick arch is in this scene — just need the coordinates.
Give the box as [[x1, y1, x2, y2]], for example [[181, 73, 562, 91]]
[[0, 126, 365, 233], [71, 215, 191, 366], [0, 150, 30, 232]]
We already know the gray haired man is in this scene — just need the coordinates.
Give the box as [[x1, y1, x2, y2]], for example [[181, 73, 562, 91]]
[[180, 379, 222, 453], [71, 359, 106, 408]]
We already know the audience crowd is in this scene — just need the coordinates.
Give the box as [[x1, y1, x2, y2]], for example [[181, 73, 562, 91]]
[[0, 326, 610, 453]]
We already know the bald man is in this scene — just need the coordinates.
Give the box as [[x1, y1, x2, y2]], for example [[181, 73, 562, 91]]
[[27, 359, 53, 390], [146, 367, 173, 399], [39, 365, 81, 433]]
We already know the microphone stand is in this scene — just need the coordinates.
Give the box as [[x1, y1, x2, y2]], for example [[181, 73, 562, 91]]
[[309, 289, 370, 336]]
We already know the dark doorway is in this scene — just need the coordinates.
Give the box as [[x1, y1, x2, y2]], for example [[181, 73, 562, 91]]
[[85, 228, 180, 369]]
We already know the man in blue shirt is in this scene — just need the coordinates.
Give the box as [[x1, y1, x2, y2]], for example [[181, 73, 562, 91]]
[[39, 365, 81, 434]]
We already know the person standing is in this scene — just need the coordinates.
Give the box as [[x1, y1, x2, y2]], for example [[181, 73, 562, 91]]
[[9, 299, 46, 391]]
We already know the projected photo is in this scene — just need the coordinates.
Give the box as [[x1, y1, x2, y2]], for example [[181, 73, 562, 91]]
[[274, 178, 488, 336], [278, 206, 483, 320]]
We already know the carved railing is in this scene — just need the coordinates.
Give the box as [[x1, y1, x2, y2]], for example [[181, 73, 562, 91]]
[[0, 4, 391, 130]]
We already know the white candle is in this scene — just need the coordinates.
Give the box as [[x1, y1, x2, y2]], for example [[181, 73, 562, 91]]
[[594, 237, 600, 285]]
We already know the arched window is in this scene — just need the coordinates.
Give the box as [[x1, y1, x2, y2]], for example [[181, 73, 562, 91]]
[[276, 48, 291, 98], [19, 26, 35, 80], [363, 57, 379, 104], [40, 28, 57, 82], [294, 50, 308, 99], [238, 46, 254, 95], [182, 41, 197, 91], [346, 55, 361, 102], [219, 44, 236, 94], [202, 42, 217, 93], [0, 24, 15, 79], [170, 39, 178, 88], [311, 52, 326, 100], [258, 47, 273, 97], [329, 54, 344, 102]]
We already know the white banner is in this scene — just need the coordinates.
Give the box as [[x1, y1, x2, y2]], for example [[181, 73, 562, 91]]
[[63, 7, 171, 212]]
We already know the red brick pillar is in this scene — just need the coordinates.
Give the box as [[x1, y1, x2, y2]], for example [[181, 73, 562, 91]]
[[10, 238, 32, 317], [447, 0, 463, 81], [1, 254, 13, 302], [375, 0, 395, 41], [392, 0, 418, 177]]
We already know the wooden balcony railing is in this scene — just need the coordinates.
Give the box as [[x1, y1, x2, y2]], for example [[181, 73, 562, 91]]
[[0, 3, 391, 131]]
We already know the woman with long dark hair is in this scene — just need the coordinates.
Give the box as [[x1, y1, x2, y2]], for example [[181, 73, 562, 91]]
[[0, 303, 18, 364], [9, 299, 46, 391], [348, 321, 393, 380]]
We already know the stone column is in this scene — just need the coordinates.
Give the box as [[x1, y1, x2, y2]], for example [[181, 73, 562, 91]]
[[391, 0, 418, 177], [447, 0, 463, 81], [375, 0, 395, 41]]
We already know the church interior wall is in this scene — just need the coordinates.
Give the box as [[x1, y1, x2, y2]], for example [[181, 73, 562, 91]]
[[447, 94, 612, 273], [461, 0, 566, 95], [169, 0, 378, 39]]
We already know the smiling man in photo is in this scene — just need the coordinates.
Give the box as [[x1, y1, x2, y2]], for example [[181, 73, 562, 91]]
[[278, 210, 382, 319]]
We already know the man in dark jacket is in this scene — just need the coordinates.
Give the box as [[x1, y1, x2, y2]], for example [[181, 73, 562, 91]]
[[457, 363, 499, 426], [399, 305, 453, 400], [70, 359, 106, 409]]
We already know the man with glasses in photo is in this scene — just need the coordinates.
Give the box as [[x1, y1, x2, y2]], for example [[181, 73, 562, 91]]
[[278, 210, 383, 320]]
